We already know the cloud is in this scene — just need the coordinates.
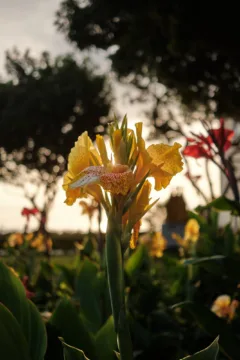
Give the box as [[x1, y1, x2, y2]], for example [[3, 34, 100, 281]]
[[0, 0, 72, 74]]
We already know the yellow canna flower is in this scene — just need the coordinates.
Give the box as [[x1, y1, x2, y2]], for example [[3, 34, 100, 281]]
[[31, 233, 53, 252], [140, 232, 167, 257], [211, 295, 239, 322], [31, 233, 44, 250], [184, 219, 200, 243], [63, 116, 183, 248], [150, 232, 167, 258], [7, 233, 24, 247], [172, 218, 200, 249]]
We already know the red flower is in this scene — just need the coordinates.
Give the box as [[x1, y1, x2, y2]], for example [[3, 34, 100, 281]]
[[22, 276, 35, 299], [21, 207, 40, 221], [183, 135, 212, 159], [207, 118, 234, 152], [183, 143, 212, 159], [183, 119, 234, 159]]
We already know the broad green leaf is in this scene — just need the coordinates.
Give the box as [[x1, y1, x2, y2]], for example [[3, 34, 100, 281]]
[[0, 303, 30, 360], [95, 316, 117, 360], [196, 196, 240, 215], [27, 300, 47, 360], [180, 337, 219, 359], [0, 262, 47, 360], [182, 256, 225, 266], [50, 298, 96, 359], [173, 301, 240, 359], [125, 245, 149, 277], [75, 259, 101, 333], [60, 339, 90, 360], [184, 254, 240, 281]]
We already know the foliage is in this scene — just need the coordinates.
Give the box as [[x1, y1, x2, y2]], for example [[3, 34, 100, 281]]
[[56, 0, 240, 121], [0, 49, 112, 157], [0, 49, 112, 228]]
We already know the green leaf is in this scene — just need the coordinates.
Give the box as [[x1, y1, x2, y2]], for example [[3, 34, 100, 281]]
[[27, 300, 47, 360], [0, 262, 47, 360], [196, 196, 240, 215], [182, 256, 225, 266], [180, 337, 219, 359], [184, 254, 240, 281], [95, 316, 117, 360], [60, 339, 90, 360], [75, 259, 102, 333], [50, 298, 96, 359], [173, 301, 240, 359], [125, 245, 149, 277], [0, 303, 31, 360]]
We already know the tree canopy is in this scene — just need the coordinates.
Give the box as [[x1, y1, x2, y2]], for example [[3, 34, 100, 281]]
[[0, 50, 112, 173], [55, 0, 240, 120], [0, 50, 112, 215]]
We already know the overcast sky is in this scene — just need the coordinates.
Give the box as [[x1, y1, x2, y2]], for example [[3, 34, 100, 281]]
[[0, 0, 72, 73], [0, 1, 222, 233]]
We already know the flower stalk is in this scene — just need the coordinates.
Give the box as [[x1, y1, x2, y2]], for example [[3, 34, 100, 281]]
[[106, 214, 133, 360]]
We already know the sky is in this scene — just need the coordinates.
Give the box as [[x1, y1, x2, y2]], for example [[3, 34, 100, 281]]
[[0, 0, 222, 233]]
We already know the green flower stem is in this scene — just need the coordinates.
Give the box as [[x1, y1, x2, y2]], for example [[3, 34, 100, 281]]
[[106, 217, 133, 360]]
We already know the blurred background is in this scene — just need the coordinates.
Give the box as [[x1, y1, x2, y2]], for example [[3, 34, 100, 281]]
[[0, 0, 239, 239]]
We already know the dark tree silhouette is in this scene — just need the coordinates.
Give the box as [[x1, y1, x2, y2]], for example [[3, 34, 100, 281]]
[[0, 49, 113, 228], [55, 0, 240, 121]]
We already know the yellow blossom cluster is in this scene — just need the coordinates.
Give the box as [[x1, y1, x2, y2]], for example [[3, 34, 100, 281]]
[[63, 117, 183, 248], [6, 232, 52, 252]]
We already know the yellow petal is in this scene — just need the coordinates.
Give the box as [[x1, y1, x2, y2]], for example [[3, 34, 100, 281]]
[[63, 172, 83, 205], [213, 295, 231, 308], [100, 165, 134, 195], [86, 184, 103, 204], [63, 132, 102, 205], [111, 129, 122, 163], [96, 135, 110, 166], [128, 180, 152, 226], [69, 166, 104, 188], [134, 123, 152, 183], [68, 132, 97, 177], [147, 142, 183, 172], [129, 221, 141, 249], [147, 142, 183, 190], [135, 122, 146, 151]]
